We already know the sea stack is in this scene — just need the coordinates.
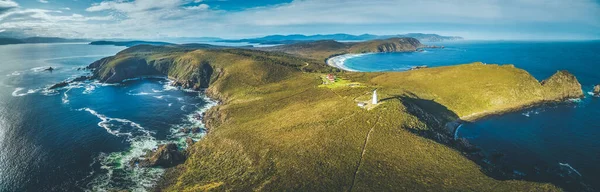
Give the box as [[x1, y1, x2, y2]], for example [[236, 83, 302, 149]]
[[594, 85, 600, 97]]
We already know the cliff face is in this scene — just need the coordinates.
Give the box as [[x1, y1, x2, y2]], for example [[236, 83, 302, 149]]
[[348, 37, 422, 53], [87, 47, 216, 89]]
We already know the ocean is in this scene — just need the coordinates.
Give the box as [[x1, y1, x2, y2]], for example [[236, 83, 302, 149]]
[[0, 43, 215, 191], [343, 40, 600, 191]]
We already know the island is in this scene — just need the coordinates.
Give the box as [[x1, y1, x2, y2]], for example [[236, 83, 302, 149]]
[[0, 37, 88, 45], [86, 37, 582, 191]]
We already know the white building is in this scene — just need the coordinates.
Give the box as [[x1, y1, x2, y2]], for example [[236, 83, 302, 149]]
[[372, 89, 378, 105]]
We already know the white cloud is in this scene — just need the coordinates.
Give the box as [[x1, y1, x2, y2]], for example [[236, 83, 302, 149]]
[[184, 4, 208, 10], [38, 0, 49, 3], [1, 0, 599, 39], [0, 0, 19, 14]]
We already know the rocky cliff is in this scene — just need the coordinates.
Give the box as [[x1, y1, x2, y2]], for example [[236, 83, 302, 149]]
[[348, 37, 422, 53]]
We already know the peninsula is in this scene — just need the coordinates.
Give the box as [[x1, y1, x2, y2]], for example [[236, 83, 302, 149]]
[[86, 37, 581, 191]]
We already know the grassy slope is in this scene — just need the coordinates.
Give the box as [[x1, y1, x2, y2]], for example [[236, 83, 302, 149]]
[[87, 40, 579, 191], [160, 60, 564, 191]]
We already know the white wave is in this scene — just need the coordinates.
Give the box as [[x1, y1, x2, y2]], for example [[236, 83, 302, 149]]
[[180, 105, 186, 111], [30, 66, 52, 72], [127, 92, 151, 96], [559, 163, 582, 177], [151, 89, 163, 93], [163, 81, 178, 91], [85, 93, 219, 191], [83, 84, 96, 94], [168, 103, 172, 107], [63, 88, 71, 104], [87, 136, 164, 192], [41, 89, 59, 96], [153, 95, 164, 99], [12, 87, 38, 97], [6, 71, 21, 76], [453, 124, 463, 140], [78, 108, 151, 138]]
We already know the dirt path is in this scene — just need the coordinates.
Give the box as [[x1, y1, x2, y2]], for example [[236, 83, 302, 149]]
[[349, 116, 380, 191]]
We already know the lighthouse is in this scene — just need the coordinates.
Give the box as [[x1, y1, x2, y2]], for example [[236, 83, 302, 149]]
[[372, 89, 378, 105]]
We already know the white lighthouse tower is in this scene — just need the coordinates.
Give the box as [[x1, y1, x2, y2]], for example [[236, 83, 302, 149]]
[[372, 89, 378, 105]]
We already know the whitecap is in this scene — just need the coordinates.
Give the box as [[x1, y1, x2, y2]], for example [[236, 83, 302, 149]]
[[127, 92, 151, 96], [559, 163, 582, 177], [87, 136, 164, 192], [30, 66, 52, 72], [12, 87, 38, 97], [6, 71, 21, 77], [453, 124, 463, 140], [83, 84, 96, 94], [153, 95, 164, 99], [77, 108, 152, 138], [62, 88, 71, 104]]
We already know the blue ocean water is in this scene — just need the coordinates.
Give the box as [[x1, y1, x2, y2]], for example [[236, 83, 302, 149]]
[[345, 40, 600, 190], [0, 43, 214, 191]]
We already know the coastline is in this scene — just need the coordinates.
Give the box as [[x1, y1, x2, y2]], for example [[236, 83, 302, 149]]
[[326, 54, 366, 72]]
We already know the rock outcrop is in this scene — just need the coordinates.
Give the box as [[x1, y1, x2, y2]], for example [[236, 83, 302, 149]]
[[131, 143, 186, 168], [541, 70, 584, 100], [593, 85, 600, 97], [349, 38, 422, 53], [48, 76, 91, 90]]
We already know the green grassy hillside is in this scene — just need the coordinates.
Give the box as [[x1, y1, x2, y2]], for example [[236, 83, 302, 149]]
[[86, 39, 583, 191]]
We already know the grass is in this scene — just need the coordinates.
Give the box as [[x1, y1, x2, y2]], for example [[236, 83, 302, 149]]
[[159, 61, 565, 191], [88, 41, 581, 191], [319, 75, 363, 89]]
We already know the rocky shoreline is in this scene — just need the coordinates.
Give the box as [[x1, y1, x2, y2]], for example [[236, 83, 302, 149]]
[[84, 40, 581, 191]]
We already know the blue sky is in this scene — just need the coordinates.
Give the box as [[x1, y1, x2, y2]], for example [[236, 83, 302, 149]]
[[0, 0, 599, 40]]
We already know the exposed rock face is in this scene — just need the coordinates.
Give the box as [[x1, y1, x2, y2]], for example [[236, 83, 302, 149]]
[[541, 70, 584, 100], [49, 81, 69, 89], [48, 76, 91, 90], [132, 143, 186, 168], [594, 85, 600, 97], [375, 38, 422, 52]]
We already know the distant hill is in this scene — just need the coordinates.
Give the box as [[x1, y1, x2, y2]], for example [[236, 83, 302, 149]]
[[0, 37, 88, 45], [89, 40, 175, 47], [219, 33, 463, 44]]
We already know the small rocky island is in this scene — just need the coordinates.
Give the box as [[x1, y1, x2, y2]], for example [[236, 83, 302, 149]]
[[594, 85, 600, 97]]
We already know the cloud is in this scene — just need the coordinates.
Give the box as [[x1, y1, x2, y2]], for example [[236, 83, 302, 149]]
[[2, 0, 600, 39], [0, 0, 19, 15], [38, 0, 49, 3], [184, 4, 209, 10]]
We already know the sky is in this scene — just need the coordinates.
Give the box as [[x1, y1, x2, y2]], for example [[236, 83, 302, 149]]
[[0, 0, 599, 40]]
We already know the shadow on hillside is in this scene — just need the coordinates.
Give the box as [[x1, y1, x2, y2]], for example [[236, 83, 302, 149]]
[[382, 93, 593, 192]]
